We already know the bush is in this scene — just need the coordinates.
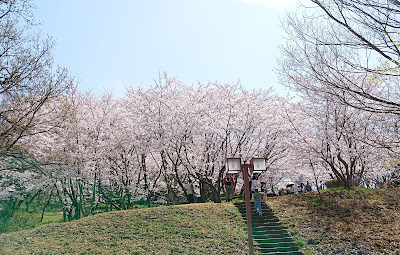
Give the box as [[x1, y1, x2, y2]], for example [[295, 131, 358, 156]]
[[325, 179, 343, 189], [0, 210, 41, 233]]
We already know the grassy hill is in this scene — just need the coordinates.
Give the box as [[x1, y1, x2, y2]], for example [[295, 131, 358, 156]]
[[0, 203, 251, 255], [1, 188, 398, 255], [267, 187, 400, 255]]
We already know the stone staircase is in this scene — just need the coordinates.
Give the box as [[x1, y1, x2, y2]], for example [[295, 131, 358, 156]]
[[234, 202, 303, 255]]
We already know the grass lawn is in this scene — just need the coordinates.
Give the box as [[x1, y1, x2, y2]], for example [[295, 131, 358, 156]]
[[2, 188, 396, 254], [39, 212, 64, 225], [267, 187, 400, 255], [0, 203, 253, 254]]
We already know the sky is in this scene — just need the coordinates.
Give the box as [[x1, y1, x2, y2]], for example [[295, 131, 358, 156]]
[[33, 0, 298, 97]]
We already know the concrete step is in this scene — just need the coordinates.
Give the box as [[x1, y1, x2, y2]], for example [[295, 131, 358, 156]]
[[237, 208, 273, 212], [242, 217, 282, 225], [253, 231, 291, 239], [251, 223, 289, 230], [252, 226, 289, 231], [253, 236, 294, 243], [255, 240, 297, 248], [261, 252, 302, 255], [236, 208, 276, 213], [242, 216, 280, 222], [241, 215, 278, 221], [251, 221, 282, 227], [234, 204, 273, 210], [253, 227, 290, 233], [234, 202, 303, 255], [239, 211, 276, 216], [253, 231, 291, 238], [246, 224, 287, 231], [240, 213, 279, 218], [235, 203, 271, 210], [238, 212, 275, 217], [257, 246, 299, 253]]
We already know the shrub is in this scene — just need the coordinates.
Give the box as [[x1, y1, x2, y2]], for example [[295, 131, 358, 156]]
[[0, 210, 41, 233], [325, 179, 343, 189]]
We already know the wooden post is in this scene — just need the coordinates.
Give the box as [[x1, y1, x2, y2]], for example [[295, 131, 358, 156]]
[[242, 164, 254, 255]]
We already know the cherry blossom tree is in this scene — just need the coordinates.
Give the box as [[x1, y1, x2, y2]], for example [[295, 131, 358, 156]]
[[278, 0, 400, 186], [121, 73, 293, 203], [284, 97, 390, 188], [0, 0, 73, 158], [10, 69, 381, 221], [279, 0, 400, 115], [0, 0, 74, 220]]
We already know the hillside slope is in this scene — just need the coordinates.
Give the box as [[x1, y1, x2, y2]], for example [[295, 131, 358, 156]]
[[267, 188, 400, 255], [0, 203, 250, 255]]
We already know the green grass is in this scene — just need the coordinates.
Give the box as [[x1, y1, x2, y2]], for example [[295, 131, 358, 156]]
[[0, 199, 160, 234], [1, 210, 64, 233], [0, 203, 252, 254], [0, 211, 41, 233], [39, 212, 64, 225]]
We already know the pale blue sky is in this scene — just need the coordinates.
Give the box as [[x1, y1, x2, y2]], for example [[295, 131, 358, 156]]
[[34, 0, 297, 97]]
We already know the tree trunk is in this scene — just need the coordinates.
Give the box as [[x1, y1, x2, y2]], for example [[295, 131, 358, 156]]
[[40, 191, 53, 222]]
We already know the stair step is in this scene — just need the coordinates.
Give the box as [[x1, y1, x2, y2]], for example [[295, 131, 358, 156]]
[[246, 225, 287, 231], [254, 233, 291, 239], [238, 210, 277, 215], [252, 220, 281, 225], [253, 231, 291, 237], [250, 219, 281, 224], [234, 202, 303, 255], [240, 212, 276, 217], [257, 246, 299, 253], [253, 228, 290, 234], [253, 225, 286, 228], [252, 222, 285, 227], [252, 226, 288, 231], [253, 236, 294, 242], [261, 252, 303, 255], [242, 215, 279, 219], [235, 206, 273, 211], [237, 209, 274, 213], [251, 221, 282, 226], [241, 216, 278, 221], [255, 241, 298, 248]]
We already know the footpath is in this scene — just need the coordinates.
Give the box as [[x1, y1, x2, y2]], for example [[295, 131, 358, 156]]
[[234, 202, 303, 255]]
